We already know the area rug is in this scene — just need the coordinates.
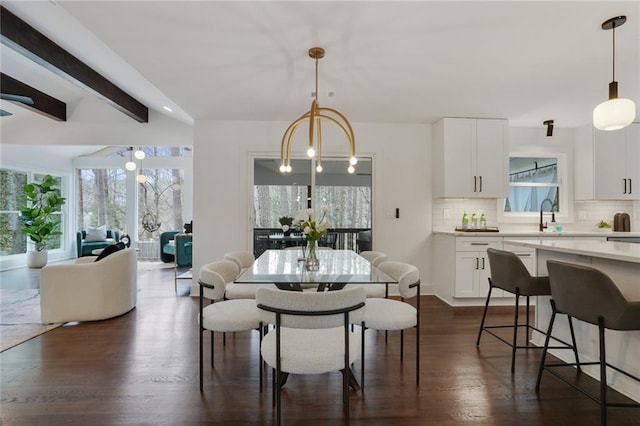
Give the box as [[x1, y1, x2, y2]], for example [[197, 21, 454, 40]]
[[0, 289, 62, 352]]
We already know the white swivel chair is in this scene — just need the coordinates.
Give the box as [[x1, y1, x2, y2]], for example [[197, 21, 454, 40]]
[[359, 261, 420, 388], [198, 260, 262, 391], [40, 248, 137, 323], [257, 287, 365, 426]]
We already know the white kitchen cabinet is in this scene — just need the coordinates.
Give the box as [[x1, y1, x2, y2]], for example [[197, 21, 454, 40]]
[[433, 118, 508, 198], [575, 123, 640, 200], [453, 237, 502, 298]]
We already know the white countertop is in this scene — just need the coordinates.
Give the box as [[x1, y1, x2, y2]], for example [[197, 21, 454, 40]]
[[434, 230, 640, 237], [503, 239, 640, 264]]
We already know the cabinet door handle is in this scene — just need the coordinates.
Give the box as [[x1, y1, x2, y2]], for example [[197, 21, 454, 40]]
[[624, 178, 628, 194], [481, 257, 485, 269], [474, 176, 477, 192], [475, 257, 478, 270], [479, 176, 483, 192], [516, 253, 531, 257], [470, 242, 489, 246], [630, 179, 632, 194]]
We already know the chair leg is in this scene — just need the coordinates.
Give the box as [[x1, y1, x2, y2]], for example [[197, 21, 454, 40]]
[[536, 299, 557, 392], [476, 279, 494, 346], [525, 296, 531, 347], [416, 307, 420, 386], [259, 324, 263, 393], [400, 330, 404, 362], [567, 315, 581, 373], [361, 322, 366, 391], [199, 327, 203, 391], [599, 317, 607, 426], [511, 289, 520, 373], [211, 331, 215, 368]]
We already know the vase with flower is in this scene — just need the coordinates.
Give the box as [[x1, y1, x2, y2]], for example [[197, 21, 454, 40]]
[[295, 206, 331, 271]]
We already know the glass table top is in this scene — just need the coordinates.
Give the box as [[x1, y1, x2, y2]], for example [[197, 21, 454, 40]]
[[235, 249, 396, 285]]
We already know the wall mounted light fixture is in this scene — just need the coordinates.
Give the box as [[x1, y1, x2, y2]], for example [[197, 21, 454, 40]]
[[279, 47, 357, 174], [544, 120, 554, 137], [593, 16, 636, 131]]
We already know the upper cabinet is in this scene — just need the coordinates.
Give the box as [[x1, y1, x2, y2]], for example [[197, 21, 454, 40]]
[[433, 118, 508, 198], [575, 123, 640, 200]]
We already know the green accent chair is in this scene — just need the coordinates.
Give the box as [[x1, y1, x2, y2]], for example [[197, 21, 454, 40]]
[[76, 229, 120, 258], [160, 231, 192, 266], [160, 231, 193, 293]]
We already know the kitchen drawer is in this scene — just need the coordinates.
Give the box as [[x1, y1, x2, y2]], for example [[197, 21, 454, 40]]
[[455, 237, 502, 252]]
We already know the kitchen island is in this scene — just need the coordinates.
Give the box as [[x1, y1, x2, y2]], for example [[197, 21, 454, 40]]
[[504, 239, 640, 402]]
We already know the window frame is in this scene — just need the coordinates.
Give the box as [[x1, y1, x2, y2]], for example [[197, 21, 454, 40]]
[[497, 152, 571, 224]]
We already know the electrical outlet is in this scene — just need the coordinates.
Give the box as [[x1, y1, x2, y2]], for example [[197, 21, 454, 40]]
[[443, 209, 450, 219], [578, 211, 587, 220]]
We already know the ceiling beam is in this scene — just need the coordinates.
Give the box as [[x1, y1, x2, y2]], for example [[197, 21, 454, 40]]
[[0, 5, 148, 123], [1, 73, 66, 121]]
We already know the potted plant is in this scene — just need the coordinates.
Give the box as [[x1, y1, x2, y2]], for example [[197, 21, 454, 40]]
[[278, 216, 294, 236], [20, 174, 66, 268], [596, 220, 612, 233]]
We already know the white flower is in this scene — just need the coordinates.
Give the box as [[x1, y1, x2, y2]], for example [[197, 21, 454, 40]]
[[281, 224, 290, 232], [306, 208, 314, 220], [303, 226, 311, 234], [322, 205, 329, 213], [317, 221, 331, 232]]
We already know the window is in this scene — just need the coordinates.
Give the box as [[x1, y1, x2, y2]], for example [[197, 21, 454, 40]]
[[252, 157, 372, 255], [0, 169, 65, 255], [137, 168, 185, 240], [78, 168, 127, 232], [502, 155, 566, 217], [252, 158, 372, 228], [0, 169, 28, 255]]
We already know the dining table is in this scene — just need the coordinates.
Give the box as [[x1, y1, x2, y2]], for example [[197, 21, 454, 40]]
[[234, 249, 397, 291]]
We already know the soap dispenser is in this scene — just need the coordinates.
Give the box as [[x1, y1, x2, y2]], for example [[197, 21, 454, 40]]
[[479, 211, 487, 230]]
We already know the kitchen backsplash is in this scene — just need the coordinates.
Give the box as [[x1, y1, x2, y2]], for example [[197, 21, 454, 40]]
[[432, 199, 636, 232]]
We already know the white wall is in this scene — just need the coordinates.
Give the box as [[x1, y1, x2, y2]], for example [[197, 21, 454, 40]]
[[193, 120, 433, 294]]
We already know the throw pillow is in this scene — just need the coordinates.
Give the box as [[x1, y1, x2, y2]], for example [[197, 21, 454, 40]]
[[94, 242, 126, 262], [84, 225, 107, 242]]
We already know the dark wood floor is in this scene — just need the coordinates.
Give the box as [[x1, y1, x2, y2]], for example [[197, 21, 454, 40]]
[[1, 262, 639, 425]]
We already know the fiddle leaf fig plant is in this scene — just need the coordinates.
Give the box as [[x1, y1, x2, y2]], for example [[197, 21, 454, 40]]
[[20, 174, 66, 251]]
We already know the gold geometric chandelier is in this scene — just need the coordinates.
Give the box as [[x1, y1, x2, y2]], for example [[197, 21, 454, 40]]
[[279, 47, 357, 174]]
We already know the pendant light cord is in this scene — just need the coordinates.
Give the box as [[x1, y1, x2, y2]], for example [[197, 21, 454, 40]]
[[612, 23, 616, 81]]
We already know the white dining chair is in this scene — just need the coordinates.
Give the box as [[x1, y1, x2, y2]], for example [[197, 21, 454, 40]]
[[347, 251, 388, 298], [198, 260, 263, 391], [358, 261, 420, 388], [223, 250, 275, 299], [257, 287, 366, 425]]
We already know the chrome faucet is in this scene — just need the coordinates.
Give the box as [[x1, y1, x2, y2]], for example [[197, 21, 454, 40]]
[[539, 198, 556, 232]]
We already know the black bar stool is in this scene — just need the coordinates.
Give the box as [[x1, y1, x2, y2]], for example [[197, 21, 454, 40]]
[[536, 260, 640, 426], [477, 248, 579, 372]]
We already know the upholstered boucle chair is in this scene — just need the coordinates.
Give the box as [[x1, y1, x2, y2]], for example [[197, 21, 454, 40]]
[[257, 287, 365, 426], [40, 248, 137, 323], [198, 260, 262, 391], [359, 261, 420, 388], [348, 251, 389, 298], [223, 250, 274, 299]]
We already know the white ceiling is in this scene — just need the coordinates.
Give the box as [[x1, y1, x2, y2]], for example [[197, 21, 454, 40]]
[[1, 1, 639, 130]]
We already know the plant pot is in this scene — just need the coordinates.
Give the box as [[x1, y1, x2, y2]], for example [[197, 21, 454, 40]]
[[27, 250, 48, 268]]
